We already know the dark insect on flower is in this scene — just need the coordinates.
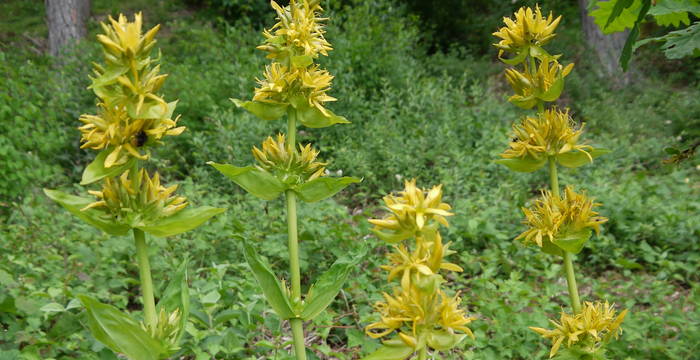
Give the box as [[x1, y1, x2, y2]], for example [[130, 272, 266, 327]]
[[135, 131, 148, 147]]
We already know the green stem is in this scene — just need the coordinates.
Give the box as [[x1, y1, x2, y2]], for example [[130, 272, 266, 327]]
[[547, 157, 582, 313], [537, 101, 545, 114], [286, 110, 306, 360], [418, 347, 428, 360], [134, 228, 157, 328]]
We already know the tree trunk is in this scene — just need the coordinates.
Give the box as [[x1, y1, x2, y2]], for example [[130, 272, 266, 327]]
[[578, 0, 633, 85], [45, 0, 90, 57]]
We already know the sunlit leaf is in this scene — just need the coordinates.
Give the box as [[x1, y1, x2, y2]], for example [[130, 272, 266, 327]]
[[43, 189, 130, 236], [81, 147, 137, 185], [556, 148, 610, 168], [295, 177, 361, 203], [138, 206, 225, 237], [231, 98, 288, 121], [208, 162, 286, 201], [495, 156, 547, 173]]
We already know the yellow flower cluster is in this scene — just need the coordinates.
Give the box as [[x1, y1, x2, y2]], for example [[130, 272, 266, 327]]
[[504, 57, 573, 109], [493, 5, 561, 57], [530, 301, 628, 358], [79, 12, 184, 168], [252, 133, 326, 185], [252, 0, 337, 116], [369, 179, 453, 243], [501, 108, 592, 161], [83, 169, 187, 226], [517, 186, 607, 250], [366, 181, 474, 353]]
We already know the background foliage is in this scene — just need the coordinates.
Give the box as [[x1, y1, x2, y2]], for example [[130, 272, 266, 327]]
[[1, 0, 699, 359]]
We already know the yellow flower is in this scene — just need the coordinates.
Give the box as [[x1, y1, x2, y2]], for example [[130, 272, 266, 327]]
[[516, 186, 608, 252], [530, 301, 628, 358], [97, 12, 159, 63], [79, 102, 185, 168], [493, 5, 561, 57], [253, 62, 294, 104], [252, 133, 326, 184], [252, 64, 336, 116], [258, 0, 332, 61], [437, 291, 476, 339], [82, 169, 187, 226], [501, 108, 590, 162], [504, 57, 574, 108], [369, 179, 453, 242], [300, 65, 337, 116]]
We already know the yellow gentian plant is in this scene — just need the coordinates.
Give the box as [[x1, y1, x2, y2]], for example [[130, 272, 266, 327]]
[[44, 13, 224, 359], [362, 180, 476, 360], [493, 6, 628, 359], [208, 1, 361, 359]]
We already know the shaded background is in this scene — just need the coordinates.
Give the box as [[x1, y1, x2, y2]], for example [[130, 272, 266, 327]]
[[1, 0, 699, 359]]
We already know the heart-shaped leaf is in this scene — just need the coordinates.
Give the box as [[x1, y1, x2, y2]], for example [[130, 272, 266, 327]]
[[243, 242, 296, 319], [138, 206, 225, 238], [495, 156, 547, 173], [81, 148, 137, 185], [43, 189, 130, 236], [208, 162, 286, 201], [231, 99, 288, 121], [78, 295, 164, 360], [295, 177, 361, 203]]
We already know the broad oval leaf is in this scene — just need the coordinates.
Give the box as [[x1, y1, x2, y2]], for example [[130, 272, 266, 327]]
[[301, 247, 366, 321], [540, 239, 565, 257], [557, 148, 611, 168], [231, 99, 288, 121], [138, 206, 225, 238], [361, 340, 414, 360], [508, 94, 538, 109], [553, 228, 592, 254], [495, 156, 547, 173], [81, 148, 137, 185], [43, 189, 130, 236], [426, 330, 467, 351], [295, 105, 350, 128], [78, 295, 164, 360], [208, 162, 286, 201], [243, 242, 296, 319], [295, 177, 361, 203]]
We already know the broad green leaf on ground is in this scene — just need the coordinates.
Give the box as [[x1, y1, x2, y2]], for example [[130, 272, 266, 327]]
[[79, 295, 164, 360], [295, 176, 361, 203], [43, 189, 130, 236], [80, 147, 136, 185], [138, 206, 225, 237], [243, 242, 296, 319], [208, 162, 286, 200]]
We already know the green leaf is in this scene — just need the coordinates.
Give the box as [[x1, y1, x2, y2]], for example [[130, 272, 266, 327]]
[[138, 206, 225, 237], [78, 295, 164, 360], [426, 330, 467, 351], [243, 242, 296, 319], [291, 55, 313, 67], [661, 21, 700, 59], [295, 105, 350, 128], [361, 340, 414, 360], [43, 189, 130, 236], [90, 65, 129, 88], [620, 0, 652, 71], [507, 94, 538, 109], [499, 49, 528, 65], [40, 302, 65, 313], [301, 247, 366, 321], [606, 0, 637, 28], [295, 177, 361, 203], [231, 99, 288, 121], [649, 0, 700, 27], [541, 239, 565, 257], [495, 156, 547, 173], [538, 74, 565, 102], [553, 229, 592, 254], [556, 148, 611, 168], [81, 148, 137, 185], [156, 258, 189, 345], [208, 162, 286, 201], [127, 100, 177, 120], [591, 0, 642, 34]]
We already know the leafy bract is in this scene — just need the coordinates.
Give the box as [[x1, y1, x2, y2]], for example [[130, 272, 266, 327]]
[[495, 156, 547, 173], [243, 242, 296, 319], [361, 338, 414, 360], [81, 147, 137, 185], [231, 98, 288, 121], [138, 206, 225, 237], [43, 189, 130, 236], [208, 162, 286, 200], [79, 295, 164, 360], [156, 258, 190, 346], [557, 148, 611, 168], [295, 177, 361, 203]]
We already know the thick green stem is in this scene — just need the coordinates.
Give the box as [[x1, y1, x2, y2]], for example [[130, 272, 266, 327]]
[[134, 228, 157, 328], [418, 347, 428, 360], [285, 110, 306, 360], [563, 252, 582, 314], [547, 157, 582, 313]]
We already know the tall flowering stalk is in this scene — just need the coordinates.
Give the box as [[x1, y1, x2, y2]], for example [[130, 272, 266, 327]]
[[493, 6, 628, 359], [209, 1, 361, 359], [361, 180, 476, 360], [44, 13, 224, 359]]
